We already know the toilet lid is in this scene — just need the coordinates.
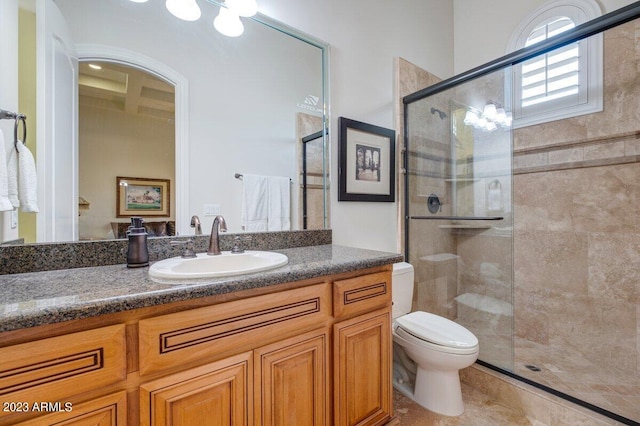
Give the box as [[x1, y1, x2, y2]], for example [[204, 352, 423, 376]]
[[396, 311, 478, 349]]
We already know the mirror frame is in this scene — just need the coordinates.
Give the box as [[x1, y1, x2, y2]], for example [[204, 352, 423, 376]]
[[251, 11, 332, 230]]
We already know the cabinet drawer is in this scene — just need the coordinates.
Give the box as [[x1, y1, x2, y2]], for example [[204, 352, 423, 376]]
[[333, 272, 391, 319], [139, 283, 331, 375], [0, 324, 126, 420]]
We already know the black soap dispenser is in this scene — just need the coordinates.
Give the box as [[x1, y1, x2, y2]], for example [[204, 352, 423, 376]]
[[127, 217, 149, 268]]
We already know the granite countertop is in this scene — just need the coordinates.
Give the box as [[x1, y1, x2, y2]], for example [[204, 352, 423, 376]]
[[0, 244, 403, 333]]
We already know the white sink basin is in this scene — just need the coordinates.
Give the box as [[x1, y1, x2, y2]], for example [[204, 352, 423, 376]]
[[149, 251, 288, 279]]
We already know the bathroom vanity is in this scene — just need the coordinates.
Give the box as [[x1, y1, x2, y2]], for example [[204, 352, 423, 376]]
[[0, 244, 402, 426]]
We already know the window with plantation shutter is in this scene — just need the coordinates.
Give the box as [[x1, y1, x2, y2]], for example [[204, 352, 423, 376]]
[[508, 1, 603, 128]]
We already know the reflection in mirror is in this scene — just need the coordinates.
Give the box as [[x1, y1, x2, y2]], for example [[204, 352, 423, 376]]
[[7, 0, 328, 245], [78, 61, 176, 240]]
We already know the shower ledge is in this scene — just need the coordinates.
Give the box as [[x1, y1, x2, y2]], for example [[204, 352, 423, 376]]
[[438, 224, 492, 230], [419, 253, 459, 263]]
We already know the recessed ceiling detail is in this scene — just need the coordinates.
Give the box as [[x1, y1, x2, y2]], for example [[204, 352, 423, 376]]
[[79, 62, 175, 120]]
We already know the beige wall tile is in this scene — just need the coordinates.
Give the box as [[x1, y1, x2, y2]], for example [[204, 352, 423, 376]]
[[548, 147, 584, 165], [584, 141, 626, 161], [514, 230, 588, 293]]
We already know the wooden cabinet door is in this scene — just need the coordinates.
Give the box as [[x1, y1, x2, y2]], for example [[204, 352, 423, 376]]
[[140, 352, 252, 426], [15, 392, 127, 426], [254, 329, 329, 426], [334, 309, 392, 426]]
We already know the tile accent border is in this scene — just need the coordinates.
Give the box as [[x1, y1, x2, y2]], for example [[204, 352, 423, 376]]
[[514, 131, 640, 175]]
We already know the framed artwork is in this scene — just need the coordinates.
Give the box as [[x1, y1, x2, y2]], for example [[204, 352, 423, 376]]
[[116, 177, 170, 217], [338, 117, 396, 202]]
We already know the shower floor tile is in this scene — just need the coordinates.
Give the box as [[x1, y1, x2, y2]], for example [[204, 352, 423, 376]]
[[512, 337, 640, 422], [393, 386, 533, 425]]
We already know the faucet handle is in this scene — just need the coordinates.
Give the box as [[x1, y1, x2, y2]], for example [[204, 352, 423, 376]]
[[231, 236, 252, 254], [171, 239, 197, 258]]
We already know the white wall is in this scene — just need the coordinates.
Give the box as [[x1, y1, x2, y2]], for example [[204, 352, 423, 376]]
[[258, 0, 455, 252], [453, 0, 637, 74]]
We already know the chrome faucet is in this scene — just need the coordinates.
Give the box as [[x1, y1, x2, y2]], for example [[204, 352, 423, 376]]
[[207, 215, 227, 255], [190, 215, 202, 235]]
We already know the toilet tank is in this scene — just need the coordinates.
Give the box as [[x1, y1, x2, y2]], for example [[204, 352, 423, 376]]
[[392, 262, 415, 320]]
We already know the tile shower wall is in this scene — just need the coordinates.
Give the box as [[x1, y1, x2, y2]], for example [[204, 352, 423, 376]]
[[512, 20, 640, 421], [397, 58, 459, 320], [401, 59, 515, 371], [296, 113, 328, 230]]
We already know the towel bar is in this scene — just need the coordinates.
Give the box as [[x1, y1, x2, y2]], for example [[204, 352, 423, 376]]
[[235, 173, 292, 182]]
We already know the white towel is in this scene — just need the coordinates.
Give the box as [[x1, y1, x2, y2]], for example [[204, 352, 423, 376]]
[[16, 140, 39, 212], [266, 176, 290, 231], [0, 130, 15, 212], [241, 174, 268, 231], [7, 143, 18, 208]]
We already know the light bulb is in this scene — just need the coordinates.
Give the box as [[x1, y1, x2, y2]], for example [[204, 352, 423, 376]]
[[503, 113, 513, 128], [482, 103, 497, 120], [129, 0, 149, 3], [225, 0, 258, 17], [166, 0, 201, 21], [484, 121, 497, 132], [214, 7, 244, 37], [463, 110, 478, 126], [495, 107, 507, 125]]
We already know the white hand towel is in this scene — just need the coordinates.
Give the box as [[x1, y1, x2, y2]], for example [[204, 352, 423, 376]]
[[266, 176, 290, 231], [241, 174, 268, 231], [0, 130, 15, 212], [7, 144, 19, 208], [16, 140, 39, 213]]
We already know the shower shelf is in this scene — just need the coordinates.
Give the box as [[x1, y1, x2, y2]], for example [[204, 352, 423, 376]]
[[438, 224, 492, 230], [444, 178, 479, 182], [410, 216, 503, 221]]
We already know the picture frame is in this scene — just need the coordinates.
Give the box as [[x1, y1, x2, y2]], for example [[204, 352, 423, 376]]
[[116, 177, 170, 217], [338, 117, 396, 202]]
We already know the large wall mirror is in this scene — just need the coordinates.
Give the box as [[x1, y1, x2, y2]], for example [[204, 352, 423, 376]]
[[10, 0, 329, 244]]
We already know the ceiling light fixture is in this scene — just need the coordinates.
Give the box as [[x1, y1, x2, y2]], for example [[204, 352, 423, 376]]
[[464, 102, 512, 132], [132, 0, 256, 37], [214, 6, 244, 37], [88, 64, 102, 70], [165, 0, 202, 22]]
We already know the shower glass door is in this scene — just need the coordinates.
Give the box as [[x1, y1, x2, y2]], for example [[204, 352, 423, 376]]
[[404, 68, 514, 371]]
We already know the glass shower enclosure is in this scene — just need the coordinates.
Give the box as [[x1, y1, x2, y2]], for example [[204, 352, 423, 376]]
[[404, 70, 514, 371], [403, 4, 640, 424]]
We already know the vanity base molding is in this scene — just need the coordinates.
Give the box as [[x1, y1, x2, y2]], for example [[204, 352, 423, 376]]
[[0, 265, 396, 426]]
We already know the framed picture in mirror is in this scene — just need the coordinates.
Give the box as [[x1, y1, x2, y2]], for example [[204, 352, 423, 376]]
[[116, 177, 170, 217], [338, 117, 396, 202]]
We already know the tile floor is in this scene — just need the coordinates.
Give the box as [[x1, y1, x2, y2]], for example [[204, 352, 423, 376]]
[[392, 386, 533, 425], [512, 337, 640, 422], [473, 332, 639, 422]]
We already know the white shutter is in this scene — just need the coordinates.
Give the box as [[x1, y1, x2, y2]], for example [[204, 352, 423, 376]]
[[521, 18, 579, 108]]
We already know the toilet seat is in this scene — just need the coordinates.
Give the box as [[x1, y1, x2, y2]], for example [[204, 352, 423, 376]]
[[395, 311, 478, 355]]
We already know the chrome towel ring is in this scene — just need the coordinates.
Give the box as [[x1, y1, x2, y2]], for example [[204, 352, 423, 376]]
[[0, 109, 27, 152]]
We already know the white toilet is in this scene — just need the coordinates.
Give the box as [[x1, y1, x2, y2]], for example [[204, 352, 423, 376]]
[[392, 262, 479, 416]]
